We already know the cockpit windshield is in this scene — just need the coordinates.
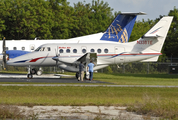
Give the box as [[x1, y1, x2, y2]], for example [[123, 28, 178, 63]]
[[35, 47, 42, 51], [35, 47, 51, 51]]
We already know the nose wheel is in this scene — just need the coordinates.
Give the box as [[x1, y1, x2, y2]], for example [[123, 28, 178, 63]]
[[27, 66, 43, 79], [27, 74, 33, 79], [27, 66, 34, 79]]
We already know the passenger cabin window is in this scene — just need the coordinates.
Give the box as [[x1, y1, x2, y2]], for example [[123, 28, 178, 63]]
[[66, 49, 70, 53], [22, 47, 25, 50], [73, 49, 77, 53], [90, 49, 95, 53], [59, 49, 63, 53], [82, 49, 86, 53], [13, 47, 17, 50], [97, 49, 101, 53], [104, 48, 108, 53]]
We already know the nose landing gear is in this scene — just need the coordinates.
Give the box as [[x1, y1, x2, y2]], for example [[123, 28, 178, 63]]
[[27, 66, 43, 79]]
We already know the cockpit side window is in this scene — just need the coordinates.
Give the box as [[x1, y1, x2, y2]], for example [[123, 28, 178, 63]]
[[41, 47, 45, 51], [47, 47, 51, 51]]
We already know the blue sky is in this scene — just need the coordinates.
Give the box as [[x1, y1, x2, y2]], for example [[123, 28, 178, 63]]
[[67, 0, 177, 21]]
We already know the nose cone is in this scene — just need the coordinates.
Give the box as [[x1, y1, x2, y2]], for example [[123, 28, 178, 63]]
[[52, 56, 59, 61]]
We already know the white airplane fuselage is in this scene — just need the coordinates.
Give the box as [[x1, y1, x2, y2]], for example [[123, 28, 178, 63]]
[[6, 40, 161, 72]]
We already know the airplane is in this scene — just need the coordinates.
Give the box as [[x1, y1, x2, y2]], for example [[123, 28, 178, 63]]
[[0, 12, 145, 70], [6, 16, 173, 79]]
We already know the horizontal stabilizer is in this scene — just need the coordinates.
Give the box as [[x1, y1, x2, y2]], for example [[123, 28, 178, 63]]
[[121, 12, 146, 15], [143, 34, 161, 38]]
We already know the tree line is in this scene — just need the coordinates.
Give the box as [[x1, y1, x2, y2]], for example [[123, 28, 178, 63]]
[[0, 0, 178, 59]]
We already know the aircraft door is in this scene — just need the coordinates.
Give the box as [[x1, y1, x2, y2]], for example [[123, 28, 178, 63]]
[[114, 46, 125, 64]]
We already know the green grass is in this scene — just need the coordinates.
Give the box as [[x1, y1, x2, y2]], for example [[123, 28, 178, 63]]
[[1, 72, 178, 119], [0, 86, 178, 106], [94, 73, 178, 86], [0, 86, 176, 119]]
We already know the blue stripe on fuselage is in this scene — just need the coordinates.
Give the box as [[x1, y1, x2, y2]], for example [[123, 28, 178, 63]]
[[6, 50, 30, 59]]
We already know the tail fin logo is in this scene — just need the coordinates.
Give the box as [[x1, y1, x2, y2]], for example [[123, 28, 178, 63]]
[[103, 23, 128, 43], [100, 14, 137, 42], [119, 28, 128, 43]]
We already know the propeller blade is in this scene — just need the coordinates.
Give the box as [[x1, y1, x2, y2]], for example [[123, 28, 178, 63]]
[[54, 48, 59, 67], [2, 37, 7, 70]]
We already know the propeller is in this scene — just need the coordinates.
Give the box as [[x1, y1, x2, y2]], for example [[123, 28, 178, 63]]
[[2, 37, 7, 70], [52, 49, 59, 71]]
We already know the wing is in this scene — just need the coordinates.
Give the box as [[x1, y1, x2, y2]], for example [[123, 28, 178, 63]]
[[52, 53, 97, 66]]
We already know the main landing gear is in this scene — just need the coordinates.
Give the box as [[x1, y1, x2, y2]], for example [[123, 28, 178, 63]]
[[75, 72, 79, 79], [27, 66, 43, 79], [75, 72, 89, 80]]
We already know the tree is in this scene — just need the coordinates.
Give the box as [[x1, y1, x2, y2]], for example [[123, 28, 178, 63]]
[[72, 0, 114, 37], [163, 7, 178, 58], [48, 0, 75, 39], [1, 0, 55, 39], [130, 19, 156, 42]]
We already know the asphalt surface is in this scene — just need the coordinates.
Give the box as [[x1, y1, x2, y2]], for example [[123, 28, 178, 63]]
[[0, 73, 109, 84], [0, 74, 178, 88]]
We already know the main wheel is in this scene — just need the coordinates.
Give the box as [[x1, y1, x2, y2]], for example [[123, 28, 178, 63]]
[[31, 68, 37, 75], [27, 74, 33, 79], [75, 72, 79, 79]]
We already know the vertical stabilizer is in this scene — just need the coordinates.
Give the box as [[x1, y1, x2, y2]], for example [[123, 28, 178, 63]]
[[132, 16, 173, 62], [139, 16, 173, 53], [100, 12, 146, 43]]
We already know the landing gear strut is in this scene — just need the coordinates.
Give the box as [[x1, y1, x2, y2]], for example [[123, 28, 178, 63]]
[[27, 66, 33, 79]]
